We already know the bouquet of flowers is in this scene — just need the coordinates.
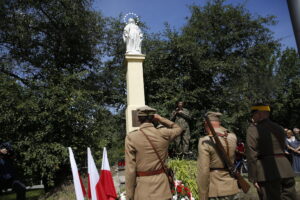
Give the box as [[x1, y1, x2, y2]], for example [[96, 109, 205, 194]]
[[117, 191, 126, 200], [172, 180, 195, 200]]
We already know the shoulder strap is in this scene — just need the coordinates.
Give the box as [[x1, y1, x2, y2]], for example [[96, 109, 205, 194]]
[[139, 129, 168, 174]]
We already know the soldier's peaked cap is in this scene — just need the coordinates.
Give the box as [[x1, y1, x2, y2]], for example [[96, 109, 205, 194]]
[[251, 103, 270, 112], [136, 105, 156, 116], [205, 111, 222, 121]]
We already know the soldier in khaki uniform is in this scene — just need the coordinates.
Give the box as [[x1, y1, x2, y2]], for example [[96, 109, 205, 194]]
[[246, 104, 297, 200], [125, 106, 183, 200], [197, 112, 239, 200]]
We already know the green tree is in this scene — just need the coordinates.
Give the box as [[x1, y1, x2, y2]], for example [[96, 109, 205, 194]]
[[142, 0, 283, 146], [272, 48, 300, 128], [0, 0, 123, 189]]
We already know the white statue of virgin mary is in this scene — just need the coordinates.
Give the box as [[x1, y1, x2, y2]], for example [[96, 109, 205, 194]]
[[123, 18, 143, 54]]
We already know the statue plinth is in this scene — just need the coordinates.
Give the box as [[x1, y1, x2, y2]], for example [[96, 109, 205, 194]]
[[125, 54, 146, 134]]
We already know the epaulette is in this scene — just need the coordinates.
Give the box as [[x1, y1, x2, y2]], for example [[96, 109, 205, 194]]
[[128, 129, 138, 134], [200, 135, 213, 145]]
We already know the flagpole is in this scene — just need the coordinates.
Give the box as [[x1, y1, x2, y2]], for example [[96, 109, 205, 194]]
[[287, 0, 300, 54]]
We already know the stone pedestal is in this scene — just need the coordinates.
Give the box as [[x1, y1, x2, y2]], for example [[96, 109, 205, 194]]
[[125, 54, 146, 133]]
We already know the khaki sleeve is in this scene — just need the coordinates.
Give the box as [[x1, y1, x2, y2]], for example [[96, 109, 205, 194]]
[[245, 126, 258, 183], [158, 116, 183, 141], [197, 138, 210, 200], [125, 135, 136, 200]]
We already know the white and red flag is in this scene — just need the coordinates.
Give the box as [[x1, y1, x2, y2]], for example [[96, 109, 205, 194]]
[[68, 147, 86, 200], [95, 147, 117, 200], [87, 147, 100, 200]]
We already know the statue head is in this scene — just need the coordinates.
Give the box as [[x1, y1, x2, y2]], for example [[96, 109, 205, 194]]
[[128, 18, 135, 24]]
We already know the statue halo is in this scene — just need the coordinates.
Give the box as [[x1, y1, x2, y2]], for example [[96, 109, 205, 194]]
[[123, 12, 140, 25]]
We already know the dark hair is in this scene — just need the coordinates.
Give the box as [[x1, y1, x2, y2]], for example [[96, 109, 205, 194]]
[[175, 101, 185, 107]]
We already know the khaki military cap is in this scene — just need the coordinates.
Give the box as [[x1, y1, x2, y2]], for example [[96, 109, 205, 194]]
[[205, 111, 222, 121], [137, 105, 156, 116]]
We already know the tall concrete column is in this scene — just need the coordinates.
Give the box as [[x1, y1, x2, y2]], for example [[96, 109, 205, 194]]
[[125, 54, 146, 133]]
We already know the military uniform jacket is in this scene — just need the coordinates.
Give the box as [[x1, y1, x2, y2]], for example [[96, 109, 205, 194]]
[[197, 127, 239, 200], [246, 119, 295, 183], [125, 117, 183, 200], [171, 108, 191, 131]]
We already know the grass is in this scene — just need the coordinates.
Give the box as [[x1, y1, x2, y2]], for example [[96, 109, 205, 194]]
[[38, 182, 76, 200], [0, 182, 76, 200], [0, 189, 44, 200]]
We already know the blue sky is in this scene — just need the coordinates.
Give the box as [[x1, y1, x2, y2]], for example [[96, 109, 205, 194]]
[[93, 0, 297, 49]]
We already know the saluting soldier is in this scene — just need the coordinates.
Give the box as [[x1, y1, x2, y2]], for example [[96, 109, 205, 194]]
[[125, 106, 183, 200], [197, 112, 239, 200], [246, 104, 297, 200]]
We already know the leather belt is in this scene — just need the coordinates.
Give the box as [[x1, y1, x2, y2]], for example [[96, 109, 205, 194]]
[[210, 168, 227, 171], [257, 153, 286, 160], [136, 168, 164, 177]]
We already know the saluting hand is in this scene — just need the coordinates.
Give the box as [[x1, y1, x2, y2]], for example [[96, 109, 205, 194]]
[[153, 114, 162, 121]]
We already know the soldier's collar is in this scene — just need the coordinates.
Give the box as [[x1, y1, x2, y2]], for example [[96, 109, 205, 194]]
[[214, 127, 229, 137], [140, 122, 154, 129]]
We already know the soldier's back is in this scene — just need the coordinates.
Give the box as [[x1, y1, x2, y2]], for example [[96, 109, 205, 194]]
[[248, 119, 295, 182]]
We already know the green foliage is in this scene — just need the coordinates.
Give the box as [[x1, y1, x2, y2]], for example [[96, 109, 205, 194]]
[[168, 159, 198, 200], [0, 0, 124, 188]]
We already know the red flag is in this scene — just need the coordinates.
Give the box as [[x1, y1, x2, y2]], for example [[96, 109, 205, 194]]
[[95, 147, 117, 200], [87, 174, 91, 199]]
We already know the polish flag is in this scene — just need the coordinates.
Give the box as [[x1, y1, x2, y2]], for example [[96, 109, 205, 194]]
[[87, 147, 100, 200], [95, 147, 117, 200], [68, 147, 85, 200]]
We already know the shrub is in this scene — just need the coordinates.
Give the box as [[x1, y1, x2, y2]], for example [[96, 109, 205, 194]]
[[168, 159, 198, 200]]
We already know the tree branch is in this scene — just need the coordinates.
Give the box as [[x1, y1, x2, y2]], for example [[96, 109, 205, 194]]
[[0, 67, 34, 88]]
